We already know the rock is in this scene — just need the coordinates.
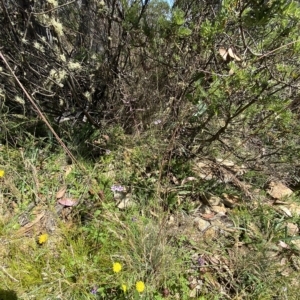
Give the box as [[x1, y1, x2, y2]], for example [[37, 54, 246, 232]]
[[211, 205, 227, 214], [267, 181, 293, 199], [203, 226, 218, 239], [286, 223, 298, 236], [222, 193, 239, 208], [117, 195, 135, 210], [216, 158, 235, 167], [194, 217, 210, 232], [208, 196, 221, 206]]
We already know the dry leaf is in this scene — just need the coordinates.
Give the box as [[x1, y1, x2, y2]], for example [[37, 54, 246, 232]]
[[102, 135, 110, 141], [58, 198, 78, 207], [16, 212, 45, 236], [181, 176, 197, 185], [98, 190, 105, 200], [219, 48, 228, 61], [278, 206, 292, 217], [56, 186, 67, 199], [278, 240, 290, 249], [216, 158, 235, 166], [172, 175, 179, 185], [228, 47, 241, 61], [208, 255, 221, 265], [286, 223, 298, 236], [201, 213, 216, 220], [228, 47, 235, 58], [234, 54, 242, 61], [212, 205, 227, 213]]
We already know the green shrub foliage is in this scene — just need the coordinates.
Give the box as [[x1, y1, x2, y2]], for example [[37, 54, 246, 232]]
[[1, 0, 300, 182]]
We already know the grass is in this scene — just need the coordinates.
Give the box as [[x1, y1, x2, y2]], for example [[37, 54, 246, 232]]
[[0, 130, 300, 300]]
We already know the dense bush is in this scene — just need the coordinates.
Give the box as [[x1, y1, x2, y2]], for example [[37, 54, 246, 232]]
[[1, 0, 300, 182]]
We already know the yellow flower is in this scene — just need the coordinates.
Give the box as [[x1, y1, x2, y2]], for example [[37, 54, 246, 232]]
[[136, 281, 145, 293], [113, 262, 122, 273], [38, 233, 48, 244], [121, 284, 127, 293], [0, 170, 5, 178]]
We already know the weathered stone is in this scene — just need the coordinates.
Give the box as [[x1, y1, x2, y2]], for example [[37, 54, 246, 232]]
[[117, 195, 135, 210], [211, 205, 227, 214], [208, 196, 221, 206], [286, 223, 298, 236], [193, 217, 210, 232], [267, 181, 293, 199]]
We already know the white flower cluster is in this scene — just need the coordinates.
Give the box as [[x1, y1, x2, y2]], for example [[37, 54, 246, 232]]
[[60, 54, 66, 62], [47, 0, 58, 7], [68, 61, 82, 70], [51, 19, 63, 36], [33, 41, 45, 53], [49, 69, 67, 87]]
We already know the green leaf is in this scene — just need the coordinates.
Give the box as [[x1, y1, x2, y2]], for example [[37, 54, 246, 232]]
[[177, 27, 192, 37], [172, 8, 185, 26]]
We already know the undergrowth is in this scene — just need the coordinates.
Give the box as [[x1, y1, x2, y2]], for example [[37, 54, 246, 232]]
[[0, 129, 300, 300]]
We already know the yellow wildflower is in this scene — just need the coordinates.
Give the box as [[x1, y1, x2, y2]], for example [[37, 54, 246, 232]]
[[0, 170, 5, 178], [113, 262, 122, 273], [121, 284, 127, 293], [38, 233, 48, 244], [136, 281, 145, 293]]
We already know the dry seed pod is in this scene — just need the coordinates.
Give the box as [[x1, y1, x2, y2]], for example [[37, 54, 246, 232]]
[[228, 47, 241, 61], [219, 48, 228, 61]]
